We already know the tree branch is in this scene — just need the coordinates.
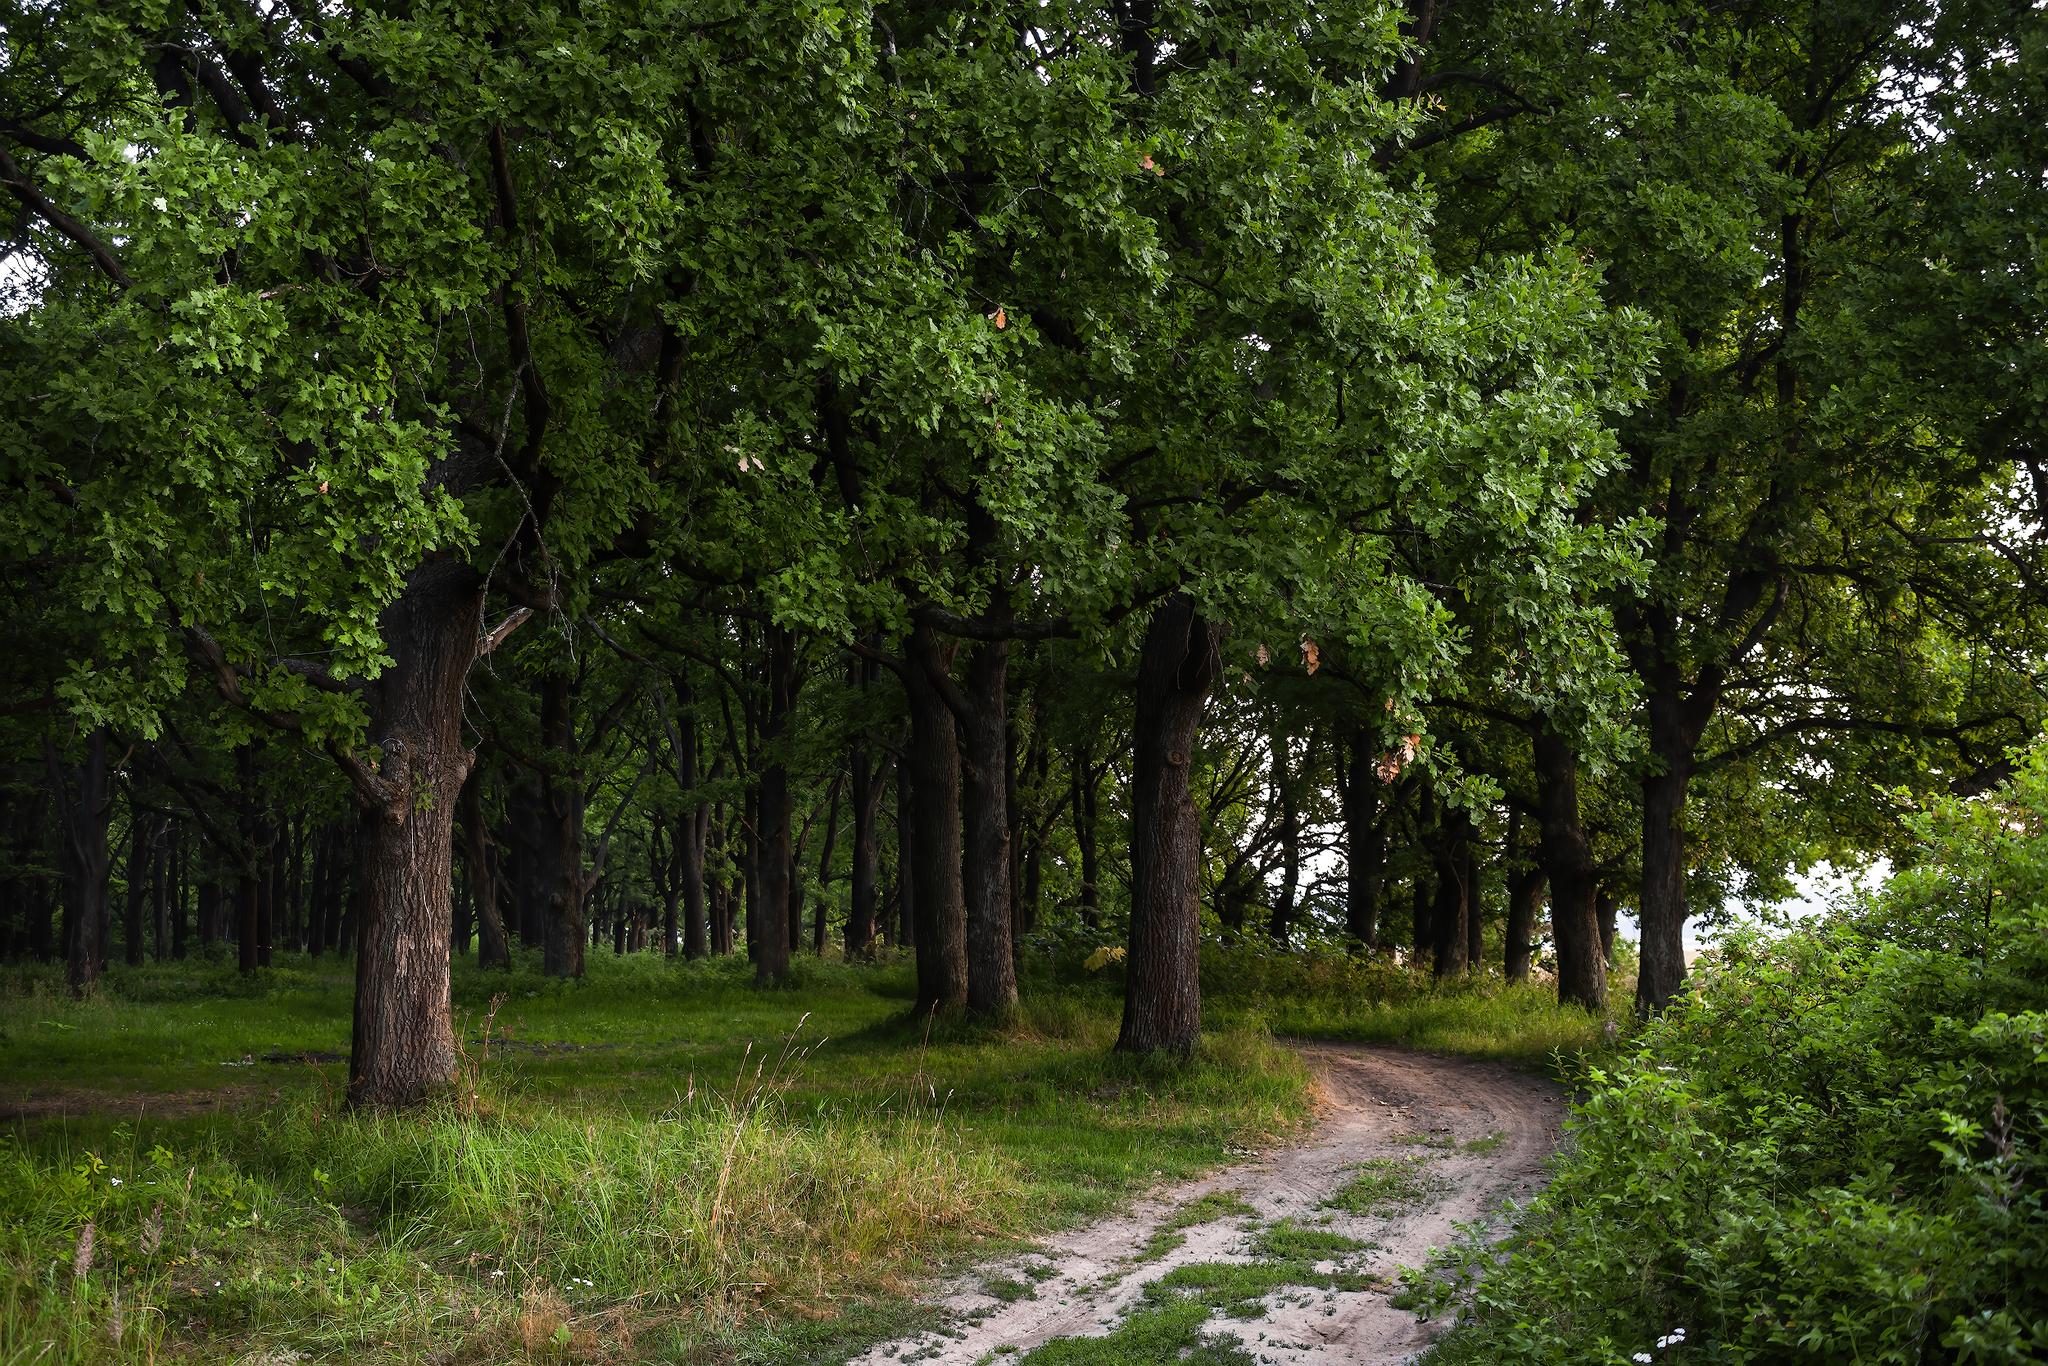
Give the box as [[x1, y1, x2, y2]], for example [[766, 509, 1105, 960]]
[[0, 145, 133, 288]]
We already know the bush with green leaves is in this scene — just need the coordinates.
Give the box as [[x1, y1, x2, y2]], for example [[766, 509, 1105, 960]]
[[1426, 749, 2048, 1365]]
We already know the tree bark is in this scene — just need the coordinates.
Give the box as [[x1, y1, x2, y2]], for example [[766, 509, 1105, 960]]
[[959, 636, 1017, 1016], [1342, 729, 1385, 950], [1532, 725, 1606, 1013], [1432, 805, 1470, 977], [903, 624, 967, 1011], [1503, 808, 1544, 984], [754, 623, 797, 984], [346, 561, 482, 1107], [1637, 701, 1691, 1012], [1117, 594, 1222, 1057], [49, 728, 114, 994]]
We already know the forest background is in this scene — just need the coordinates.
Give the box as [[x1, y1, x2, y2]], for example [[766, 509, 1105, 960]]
[[0, 0, 2043, 1358]]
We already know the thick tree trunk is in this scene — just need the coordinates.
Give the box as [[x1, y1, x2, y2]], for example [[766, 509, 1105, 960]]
[[347, 562, 481, 1107], [959, 637, 1017, 1017], [895, 768, 916, 948], [1117, 594, 1222, 1057], [1533, 726, 1606, 1013], [49, 728, 114, 994], [1637, 703, 1692, 1013], [1342, 730, 1384, 950], [1432, 805, 1470, 977], [904, 624, 967, 1011], [754, 624, 797, 984], [1503, 809, 1544, 984]]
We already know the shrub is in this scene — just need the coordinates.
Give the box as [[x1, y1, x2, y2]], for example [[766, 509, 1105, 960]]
[[1426, 748, 2048, 1366]]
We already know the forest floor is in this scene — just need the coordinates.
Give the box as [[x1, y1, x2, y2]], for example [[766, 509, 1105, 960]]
[[0, 953, 1597, 1365], [845, 1043, 1564, 1366]]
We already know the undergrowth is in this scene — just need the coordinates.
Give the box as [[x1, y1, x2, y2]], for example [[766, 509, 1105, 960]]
[[1414, 747, 2048, 1366]]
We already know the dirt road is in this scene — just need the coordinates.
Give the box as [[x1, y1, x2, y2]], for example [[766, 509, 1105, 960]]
[[849, 1043, 1567, 1365]]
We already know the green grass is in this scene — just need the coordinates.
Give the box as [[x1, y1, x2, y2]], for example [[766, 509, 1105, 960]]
[[1247, 1218, 1374, 1262], [0, 942, 1605, 1364], [1321, 1157, 1450, 1215], [1197, 943, 1617, 1066], [1013, 1213, 1379, 1365], [1, 951, 1316, 1365]]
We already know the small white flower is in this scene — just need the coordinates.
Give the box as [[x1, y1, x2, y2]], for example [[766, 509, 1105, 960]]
[[1633, 1356, 1653, 1364], [1657, 1330, 1688, 1347], [110, 1178, 122, 1186]]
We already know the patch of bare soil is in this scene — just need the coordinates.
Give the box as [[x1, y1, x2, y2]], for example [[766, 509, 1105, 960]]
[[848, 1043, 1567, 1366], [0, 1083, 281, 1126]]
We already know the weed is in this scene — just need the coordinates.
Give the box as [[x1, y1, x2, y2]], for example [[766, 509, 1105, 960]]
[[1460, 1131, 1508, 1156], [981, 1275, 1034, 1303], [1322, 1157, 1450, 1215], [1249, 1218, 1374, 1262]]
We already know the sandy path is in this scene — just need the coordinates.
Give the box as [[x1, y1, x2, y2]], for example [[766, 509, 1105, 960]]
[[849, 1043, 1566, 1366]]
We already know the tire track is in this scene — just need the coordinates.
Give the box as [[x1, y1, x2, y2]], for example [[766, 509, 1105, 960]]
[[849, 1043, 1567, 1365]]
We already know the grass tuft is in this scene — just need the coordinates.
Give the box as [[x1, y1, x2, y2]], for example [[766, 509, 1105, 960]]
[[1321, 1157, 1450, 1215]]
